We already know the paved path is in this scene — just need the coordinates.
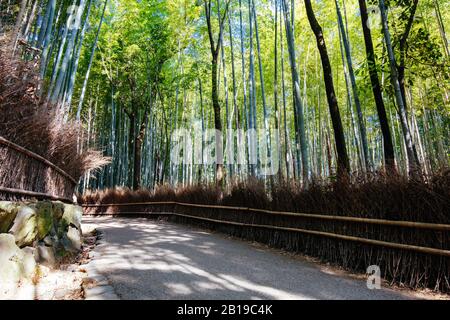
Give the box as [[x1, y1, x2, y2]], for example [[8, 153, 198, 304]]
[[82, 217, 415, 300]]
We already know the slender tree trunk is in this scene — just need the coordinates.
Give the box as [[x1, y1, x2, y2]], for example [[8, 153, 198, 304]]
[[51, 0, 87, 105], [228, 8, 242, 178], [279, 3, 290, 180], [379, 0, 421, 173], [134, 108, 149, 190], [62, 0, 93, 114], [47, 0, 77, 100], [274, 0, 282, 182], [248, 0, 257, 176], [219, 14, 232, 179], [39, 0, 57, 79], [252, 0, 271, 177], [357, 0, 396, 171], [11, 0, 27, 52], [304, 0, 349, 175], [238, 0, 249, 176], [338, 23, 362, 171], [434, 0, 449, 58], [76, 0, 108, 120], [397, 0, 419, 109], [22, 0, 38, 41], [335, 0, 369, 170], [204, 0, 230, 186], [281, 0, 309, 182]]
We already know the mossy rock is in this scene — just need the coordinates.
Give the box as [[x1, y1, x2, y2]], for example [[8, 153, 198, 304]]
[[35, 202, 54, 240], [9, 205, 38, 247], [0, 201, 19, 233], [0, 234, 36, 284], [60, 204, 82, 232], [52, 202, 65, 220], [0, 234, 24, 284]]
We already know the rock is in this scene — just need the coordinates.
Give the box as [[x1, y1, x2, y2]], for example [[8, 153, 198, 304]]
[[36, 243, 56, 267], [60, 204, 82, 232], [0, 234, 36, 284], [0, 234, 23, 284], [21, 247, 36, 278], [0, 201, 19, 233], [52, 202, 65, 221], [64, 226, 82, 252], [2, 201, 85, 271], [35, 202, 54, 240], [9, 205, 38, 247], [42, 235, 54, 246]]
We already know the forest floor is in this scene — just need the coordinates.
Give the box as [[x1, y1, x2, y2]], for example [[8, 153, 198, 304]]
[[81, 216, 449, 300]]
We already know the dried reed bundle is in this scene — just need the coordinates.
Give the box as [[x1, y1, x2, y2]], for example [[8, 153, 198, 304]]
[[0, 35, 109, 200]]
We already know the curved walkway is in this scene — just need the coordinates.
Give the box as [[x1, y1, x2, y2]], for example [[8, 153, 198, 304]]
[[82, 217, 416, 300]]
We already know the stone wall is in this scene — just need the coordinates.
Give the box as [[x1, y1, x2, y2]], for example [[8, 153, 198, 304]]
[[0, 201, 83, 286]]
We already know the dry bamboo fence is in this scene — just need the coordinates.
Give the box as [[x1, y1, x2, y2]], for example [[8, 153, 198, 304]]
[[83, 200, 450, 292], [83, 201, 450, 256], [0, 136, 76, 203]]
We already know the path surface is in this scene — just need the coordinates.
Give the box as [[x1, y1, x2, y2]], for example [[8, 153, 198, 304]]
[[82, 217, 415, 300]]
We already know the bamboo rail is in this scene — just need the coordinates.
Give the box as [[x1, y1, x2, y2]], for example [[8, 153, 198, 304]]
[[0, 187, 73, 203], [81, 201, 450, 231], [82, 210, 450, 257], [0, 136, 77, 203], [0, 136, 78, 185]]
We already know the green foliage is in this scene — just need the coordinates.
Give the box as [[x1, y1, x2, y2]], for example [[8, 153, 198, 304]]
[[63, 0, 449, 187]]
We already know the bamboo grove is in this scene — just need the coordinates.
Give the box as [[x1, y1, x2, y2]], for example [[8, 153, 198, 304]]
[[1, 0, 449, 191]]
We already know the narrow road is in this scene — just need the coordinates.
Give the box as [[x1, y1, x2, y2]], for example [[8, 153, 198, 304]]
[[82, 217, 415, 300]]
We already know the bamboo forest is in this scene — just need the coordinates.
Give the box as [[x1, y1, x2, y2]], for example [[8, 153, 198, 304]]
[[1, 0, 450, 300], [2, 0, 448, 189]]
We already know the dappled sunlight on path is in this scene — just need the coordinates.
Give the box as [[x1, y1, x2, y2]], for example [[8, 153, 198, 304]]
[[82, 217, 414, 300]]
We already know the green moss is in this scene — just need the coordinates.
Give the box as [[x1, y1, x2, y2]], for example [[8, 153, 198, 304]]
[[0, 202, 19, 233], [60, 204, 82, 232], [35, 202, 54, 240], [11, 206, 38, 247], [52, 202, 65, 220]]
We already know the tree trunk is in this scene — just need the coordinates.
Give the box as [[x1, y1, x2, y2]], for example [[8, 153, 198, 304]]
[[434, 0, 449, 58], [133, 109, 149, 190], [252, 0, 271, 177], [304, 0, 349, 176], [76, 0, 108, 120], [274, 0, 282, 182], [211, 53, 224, 184], [238, 0, 249, 175], [11, 0, 27, 52], [335, 0, 369, 171], [357, 0, 396, 171], [204, 0, 230, 186], [281, 0, 309, 182], [397, 0, 419, 110], [379, 0, 421, 174], [39, 0, 56, 79], [280, 3, 290, 180]]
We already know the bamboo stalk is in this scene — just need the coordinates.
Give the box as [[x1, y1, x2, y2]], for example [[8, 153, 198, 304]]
[[0, 186, 73, 203], [81, 201, 450, 231]]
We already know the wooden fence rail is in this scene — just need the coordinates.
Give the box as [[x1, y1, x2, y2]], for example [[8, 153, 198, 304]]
[[82, 201, 450, 257], [0, 136, 76, 203], [82, 201, 450, 231]]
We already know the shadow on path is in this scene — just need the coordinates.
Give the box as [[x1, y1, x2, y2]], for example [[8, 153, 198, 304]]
[[82, 217, 413, 300]]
